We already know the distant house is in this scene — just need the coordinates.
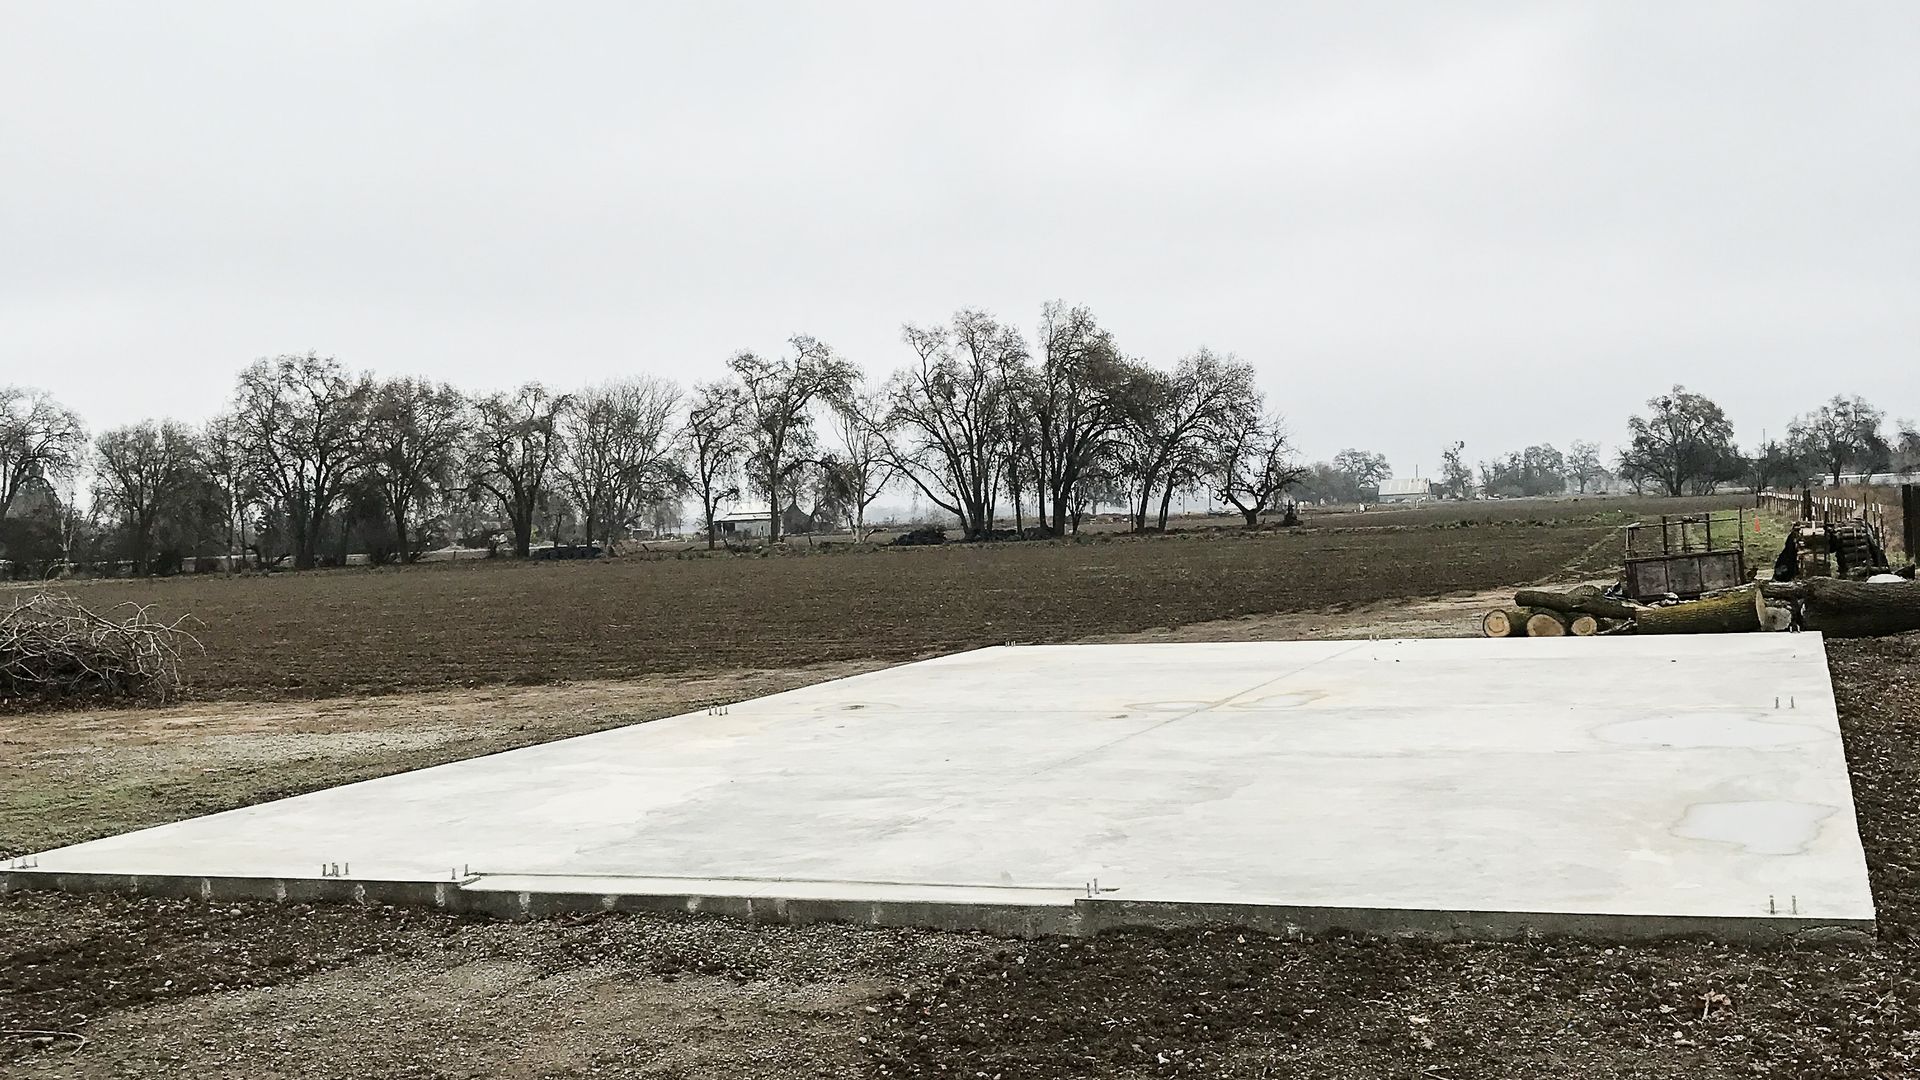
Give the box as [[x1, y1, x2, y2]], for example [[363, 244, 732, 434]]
[[1376, 477, 1434, 503], [712, 503, 822, 539], [712, 508, 774, 539]]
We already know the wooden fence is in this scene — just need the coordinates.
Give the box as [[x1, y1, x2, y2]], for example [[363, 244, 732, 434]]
[[1756, 487, 1913, 561]]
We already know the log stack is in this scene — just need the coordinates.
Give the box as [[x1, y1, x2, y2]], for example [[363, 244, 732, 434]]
[[1481, 586, 1635, 638], [1482, 578, 1920, 639]]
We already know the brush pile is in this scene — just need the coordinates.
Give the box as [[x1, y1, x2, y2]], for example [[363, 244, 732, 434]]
[[0, 591, 199, 705]]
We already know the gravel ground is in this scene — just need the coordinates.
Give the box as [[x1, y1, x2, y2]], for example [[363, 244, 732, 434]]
[[4, 633, 1918, 1078]]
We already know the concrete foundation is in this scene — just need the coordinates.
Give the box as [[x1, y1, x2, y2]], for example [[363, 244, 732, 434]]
[[4, 637, 1876, 941]]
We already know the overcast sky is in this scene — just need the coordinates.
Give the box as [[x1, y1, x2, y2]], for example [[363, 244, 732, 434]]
[[3, 1, 1916, 478]]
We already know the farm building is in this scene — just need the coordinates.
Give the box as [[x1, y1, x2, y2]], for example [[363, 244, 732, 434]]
[[782, 502, 819, 535], [712, 508, 774, 538], [1376, 477, 1434, 503], [711, 503, 821, 538]]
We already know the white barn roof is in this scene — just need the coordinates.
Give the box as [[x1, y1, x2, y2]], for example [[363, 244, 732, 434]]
[[1377, 478, 1432, 497], [713, 508, 774, 523]]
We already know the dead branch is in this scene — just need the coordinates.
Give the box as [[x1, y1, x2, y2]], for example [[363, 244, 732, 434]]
[[0, 591, 200, 705]]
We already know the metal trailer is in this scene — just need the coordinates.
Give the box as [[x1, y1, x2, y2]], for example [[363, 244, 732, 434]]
[[1622, 510, 1749, 601]]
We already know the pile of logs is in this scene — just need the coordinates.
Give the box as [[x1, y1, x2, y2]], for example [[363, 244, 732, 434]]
[[1480, 585, 1634, 638], [1482, 578, 1920, 639]]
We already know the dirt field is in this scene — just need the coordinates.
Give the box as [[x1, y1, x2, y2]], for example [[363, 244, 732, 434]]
[[20, 514, 1631, 701], [16, 498, 1917, 1079]]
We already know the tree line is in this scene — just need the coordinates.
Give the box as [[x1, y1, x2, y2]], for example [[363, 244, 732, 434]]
[[0, 303, 1333, 573], [1429, 388, 1917, 503], [5, 336, 1912, 576], [1611, 387, 1912, 497]]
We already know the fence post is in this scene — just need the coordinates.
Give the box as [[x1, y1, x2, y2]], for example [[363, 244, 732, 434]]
[[1904, 484, 1919, 562], [1801, 487, 1813, 521]]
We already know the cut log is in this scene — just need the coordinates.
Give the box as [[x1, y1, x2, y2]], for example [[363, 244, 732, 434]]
[[1760, 578, 1920, 638], [1512, 588, 1639, 622], [1525, 611, 1570, 637], [1481, 608, 1530, 638], [1568, 613, 1601, 636], [1635, 584, 1765, 635]]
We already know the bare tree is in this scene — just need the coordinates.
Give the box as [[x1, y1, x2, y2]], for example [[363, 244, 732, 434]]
[[1212, 414, 1306, 526], [680, 380, 746, 550], [730, 337, 857, 542], [556, 377, 682, 550], [1789, 394, 1889, 484], [0, 387, 86, 520], [1116, 349, 1258, 532], [1025, 302, 1142, 534], [92, 420, 202, 575], [1749, 438, 1811, 492], [1479, 445, 1565, 498], [467, 383, 568, 557], [881, 312, 1025, 538], [1617, 386, 1741, 497], [820, 386, 896, 541], [230, 354, 372, 569], [1566, 440, 1604, 494], [1331, 449, 1392, 499], [201, 415, 255, 570], [1000, 373, 1041, 533], [365, 378, 467, 562], [1894, 420, 1920, 478], [643, 497, 684, 538], [1439, 441, 1474, 499]]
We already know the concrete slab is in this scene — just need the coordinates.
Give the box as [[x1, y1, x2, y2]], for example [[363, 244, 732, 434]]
[[3, 636, 1875, 940]]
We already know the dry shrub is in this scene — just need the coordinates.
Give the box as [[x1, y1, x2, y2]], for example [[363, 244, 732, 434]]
[[0, 591, 200, 706]]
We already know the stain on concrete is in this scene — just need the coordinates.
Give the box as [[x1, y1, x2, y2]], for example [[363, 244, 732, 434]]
[[1672, 800, 1837, 856], [1229, 691, 1330, 710]]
